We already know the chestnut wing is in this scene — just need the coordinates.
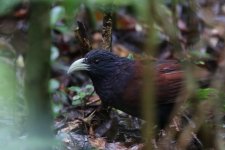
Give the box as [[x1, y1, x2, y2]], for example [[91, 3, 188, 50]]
[[156, 60, 184, 104]]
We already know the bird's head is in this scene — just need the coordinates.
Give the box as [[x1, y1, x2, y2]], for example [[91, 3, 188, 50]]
[[67, 50, 132, 79]]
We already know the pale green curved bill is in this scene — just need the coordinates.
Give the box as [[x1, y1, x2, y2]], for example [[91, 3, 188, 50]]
[[67, 58, 89, 74]]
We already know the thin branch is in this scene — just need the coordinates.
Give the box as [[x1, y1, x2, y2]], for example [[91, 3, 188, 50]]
[[75, 21, 91, 53], [101, 13, 112, 51]]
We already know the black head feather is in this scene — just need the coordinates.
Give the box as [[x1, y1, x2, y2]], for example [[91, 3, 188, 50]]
[[84, 49, 133, 78], [83, 50, 135, 106]]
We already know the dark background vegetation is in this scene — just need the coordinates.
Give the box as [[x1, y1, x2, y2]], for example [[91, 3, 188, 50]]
[[0, 0, 225, 149]]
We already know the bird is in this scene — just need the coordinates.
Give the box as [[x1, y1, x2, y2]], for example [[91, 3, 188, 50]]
[[67, 49, 184, 128]]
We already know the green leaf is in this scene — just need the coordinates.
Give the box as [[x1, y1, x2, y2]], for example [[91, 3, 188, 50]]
[[127, 53, 134, 60], [84, 84, 94, 91], [50, 6, 65, 27], [63, 0, 81, 18], [195, 88, 217, 101], [78, 92, 86, 99], [72, 98, 83, 106], [52, 102, 62, 117], [68, 86, 82, 93], [190, 50, 211, 59], [49, 79, 60, 92], [54, 25, 70, 34], [70, 85, 94, 106], [51, 46, 59, 61], [72, 95, 81, 101], [0, 0, 20, 15]]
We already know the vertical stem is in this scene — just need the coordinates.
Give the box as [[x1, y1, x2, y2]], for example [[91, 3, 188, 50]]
[[25, 0, 53, 144], [142, 0, 157, 148]]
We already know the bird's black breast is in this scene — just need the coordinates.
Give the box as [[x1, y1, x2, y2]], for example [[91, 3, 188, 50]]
[[90, 60, 135, 110]]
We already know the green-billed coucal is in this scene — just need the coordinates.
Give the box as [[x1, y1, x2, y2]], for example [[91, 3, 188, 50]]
[[68, 50, 184, 128]]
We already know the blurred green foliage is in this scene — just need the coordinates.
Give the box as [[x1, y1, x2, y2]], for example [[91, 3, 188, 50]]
[[69, 84, 94, 106], [49, 79, 60, 92], [195, 88, 218, 101], [190, 50, 211, 60], [63, 0, 81, 21], [51, 5, 71, 34], [0, 44, 19, 149], [0, 0, 20, 15], [127, 53, 134, 60], [49, 79, 63, 117], [51, 46, 60, 61], [51, 6, 66, 27]]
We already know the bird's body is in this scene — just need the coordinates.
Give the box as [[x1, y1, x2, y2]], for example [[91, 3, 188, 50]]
[[68, 50, 184, 128]]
